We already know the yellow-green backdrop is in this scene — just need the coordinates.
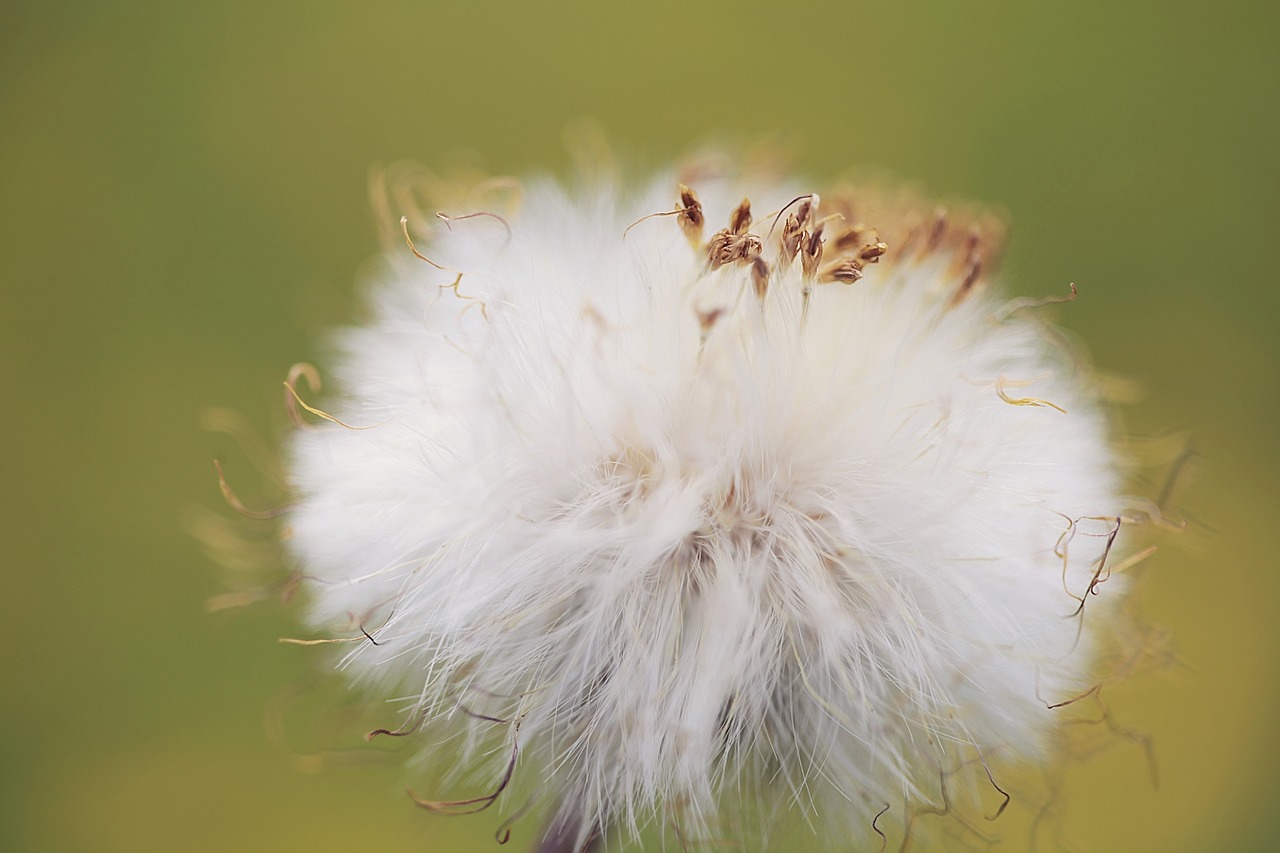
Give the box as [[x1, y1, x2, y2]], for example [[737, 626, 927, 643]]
[[3, 1, 1276, 851]]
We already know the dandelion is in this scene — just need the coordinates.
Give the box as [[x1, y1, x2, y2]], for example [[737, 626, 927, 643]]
[[282, 156, 1132, 851]]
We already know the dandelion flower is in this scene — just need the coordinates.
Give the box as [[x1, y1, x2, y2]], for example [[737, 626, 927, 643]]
[[283, 159, 1129, 851]]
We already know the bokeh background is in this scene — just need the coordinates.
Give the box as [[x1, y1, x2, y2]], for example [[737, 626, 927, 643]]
[[3, 1, 1277, 851]]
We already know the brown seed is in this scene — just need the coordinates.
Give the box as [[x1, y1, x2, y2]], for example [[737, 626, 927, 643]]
[[750, 256, 770, 300], [896, 219, 922, 260], [950, 257, 983, 305], [926, 208, 948, 253], [729, 198, 752, 236], [795, 196, 816, 228], [697, 306, 724, 336], [858, 241, 888, 263], [780, 214, 803, 262], [833, 226, 866, 253], [820, 259, 864, 284], [677, 184, 704, 244], [800, 225, 825, 279]]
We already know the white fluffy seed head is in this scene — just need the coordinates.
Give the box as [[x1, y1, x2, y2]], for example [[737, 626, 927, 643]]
[[285, 163, 1128, 848]]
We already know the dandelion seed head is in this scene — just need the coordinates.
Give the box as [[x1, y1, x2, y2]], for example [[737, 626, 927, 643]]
[[285, 160, 1128, 848]]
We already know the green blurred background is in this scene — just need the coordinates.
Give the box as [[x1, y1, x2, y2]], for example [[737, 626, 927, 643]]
[[2, 1, 1276, 850]]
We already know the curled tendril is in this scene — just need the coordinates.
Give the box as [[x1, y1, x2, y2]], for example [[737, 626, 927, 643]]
[[406, 722, 521, 816], [993, 281, 1078, 322], [212, 458, 288, 520], [283, 363, 388, 431], [400, 216, 457, 271], [872, 803, 891, 853], [622, 205, 699, 240], [436, 210, 513, 251], [997, 377, 1067, 414]]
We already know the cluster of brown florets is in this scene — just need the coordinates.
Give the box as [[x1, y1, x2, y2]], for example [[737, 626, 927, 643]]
[[669, 182, 1002, 315]]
